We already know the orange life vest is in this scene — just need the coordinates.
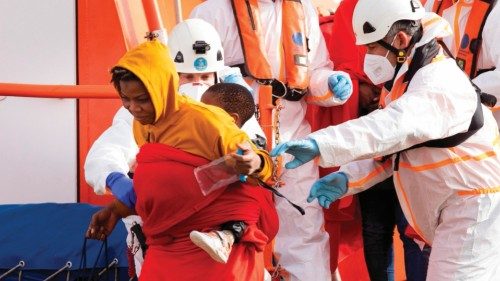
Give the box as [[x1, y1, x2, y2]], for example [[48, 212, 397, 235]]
[[421, 0, 454, 15], [425, 0, 496, 78], [455, 0, 495, 78], [230, 0, 310, 150], [230, 0, 309, 92]]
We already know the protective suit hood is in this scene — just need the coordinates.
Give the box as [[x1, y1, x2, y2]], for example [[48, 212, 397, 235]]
[[393, 13, 452, 83]]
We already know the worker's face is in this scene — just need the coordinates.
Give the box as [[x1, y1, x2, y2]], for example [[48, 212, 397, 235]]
[[178, 72, 216, 86], [365, 31, 411, 67], [119, 80, 156, 125], [365, 41, 395, 66]]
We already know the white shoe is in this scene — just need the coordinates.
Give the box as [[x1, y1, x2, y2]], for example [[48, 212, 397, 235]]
[[190, 230, 234, 263]]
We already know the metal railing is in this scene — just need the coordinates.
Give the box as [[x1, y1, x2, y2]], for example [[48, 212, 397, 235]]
[[0, 83, 117, 99]]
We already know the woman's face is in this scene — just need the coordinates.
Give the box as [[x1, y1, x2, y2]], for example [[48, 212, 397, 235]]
[[119, 79, 156, 125], [178, 72, 216, 86]]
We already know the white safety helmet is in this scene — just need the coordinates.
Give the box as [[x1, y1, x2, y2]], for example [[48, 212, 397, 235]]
[[168, 18, 225, 73], [353, 0, 425, 45]]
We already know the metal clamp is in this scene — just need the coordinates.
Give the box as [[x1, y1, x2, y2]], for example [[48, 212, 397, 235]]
[[0, 260, 25, 280], [42, 261, 72, 281], [97, 258, 118, 277]]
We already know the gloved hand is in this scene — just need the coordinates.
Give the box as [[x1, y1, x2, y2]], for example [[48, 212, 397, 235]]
[[270, 138, 320, 169], [307, 172, 348, 208], [222, 73, 254, 95], [328, 73, 352, 101], [106, 172, 136, 209]]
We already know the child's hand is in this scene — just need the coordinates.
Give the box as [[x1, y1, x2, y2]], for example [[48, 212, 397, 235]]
[[229, 142, 262, 176]]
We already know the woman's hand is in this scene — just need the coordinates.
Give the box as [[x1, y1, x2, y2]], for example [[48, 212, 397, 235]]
[[229, 142, 262, 175], [86, 200, 134, 240]]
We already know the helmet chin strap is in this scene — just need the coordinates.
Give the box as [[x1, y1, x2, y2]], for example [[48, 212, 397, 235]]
[[377, 39, 406, 91], [377, 39, 407, 63], [378, 31, 421, 90]]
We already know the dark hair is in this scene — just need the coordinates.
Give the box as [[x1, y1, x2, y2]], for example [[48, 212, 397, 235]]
[[384, 20, 423, 43], [204, 83, 256, 124], [110, 66, 141, 92]]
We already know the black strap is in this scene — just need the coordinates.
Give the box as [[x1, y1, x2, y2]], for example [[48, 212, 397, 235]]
[[406, 39, 484, 148], [404, 39, 441, 84], [257, 78, 307, 102], [393, 82, 484, 171], [257, 179, 305, 215], [130, 223, 148, 257], [231, 63, 307, 102], [476, 67, 496, 76], [220, 221, 247, 243], [77, 237, 109, 281], [251, 134, 267, 150]]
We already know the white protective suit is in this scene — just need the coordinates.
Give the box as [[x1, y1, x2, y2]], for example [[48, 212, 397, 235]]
[[424, 0, 500, 129], [85, 107, 137, 195], [190, 1, 352, 280], [309, 14, 500, 281]]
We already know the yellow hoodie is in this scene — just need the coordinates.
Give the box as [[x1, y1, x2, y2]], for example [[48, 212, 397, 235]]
[[114, 40, 272, 181]]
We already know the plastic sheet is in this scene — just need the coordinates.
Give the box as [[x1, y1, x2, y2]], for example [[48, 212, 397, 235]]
[[194, 156, 239, 196]]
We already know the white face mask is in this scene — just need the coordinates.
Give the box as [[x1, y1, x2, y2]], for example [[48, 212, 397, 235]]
[[178, 82, 210, 101], [364, 52, 395, 85]]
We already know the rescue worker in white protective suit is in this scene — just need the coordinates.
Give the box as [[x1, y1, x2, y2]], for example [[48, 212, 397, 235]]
[[423, 0, 500, 130], [84, 18, 265, 277], [190, 1, 354, 279], [271, 0, 500, 280]]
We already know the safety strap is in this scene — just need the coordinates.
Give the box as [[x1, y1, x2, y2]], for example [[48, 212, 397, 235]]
[[393, 90, 484, 171], [77, 237, 109, 281], [455, 0, 496, 78], [230, 0, 309, 102], [130, 223, 148, 258], [257, 179, 305, 215]]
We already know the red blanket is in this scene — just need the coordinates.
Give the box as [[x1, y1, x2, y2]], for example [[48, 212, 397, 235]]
[[134, 143, 278, 281]]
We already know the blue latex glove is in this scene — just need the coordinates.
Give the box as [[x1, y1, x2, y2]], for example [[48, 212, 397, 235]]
[[237, 148, 248, 182], [328, 73, 352, 101], [270, 138, 320, 169], [307, 172, 348, 209], [222, 73, 254, 95], [106, 172, 136, 209]]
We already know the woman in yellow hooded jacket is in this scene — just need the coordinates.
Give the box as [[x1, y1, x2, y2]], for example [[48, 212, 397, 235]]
[[86, 40, 278, 281]]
